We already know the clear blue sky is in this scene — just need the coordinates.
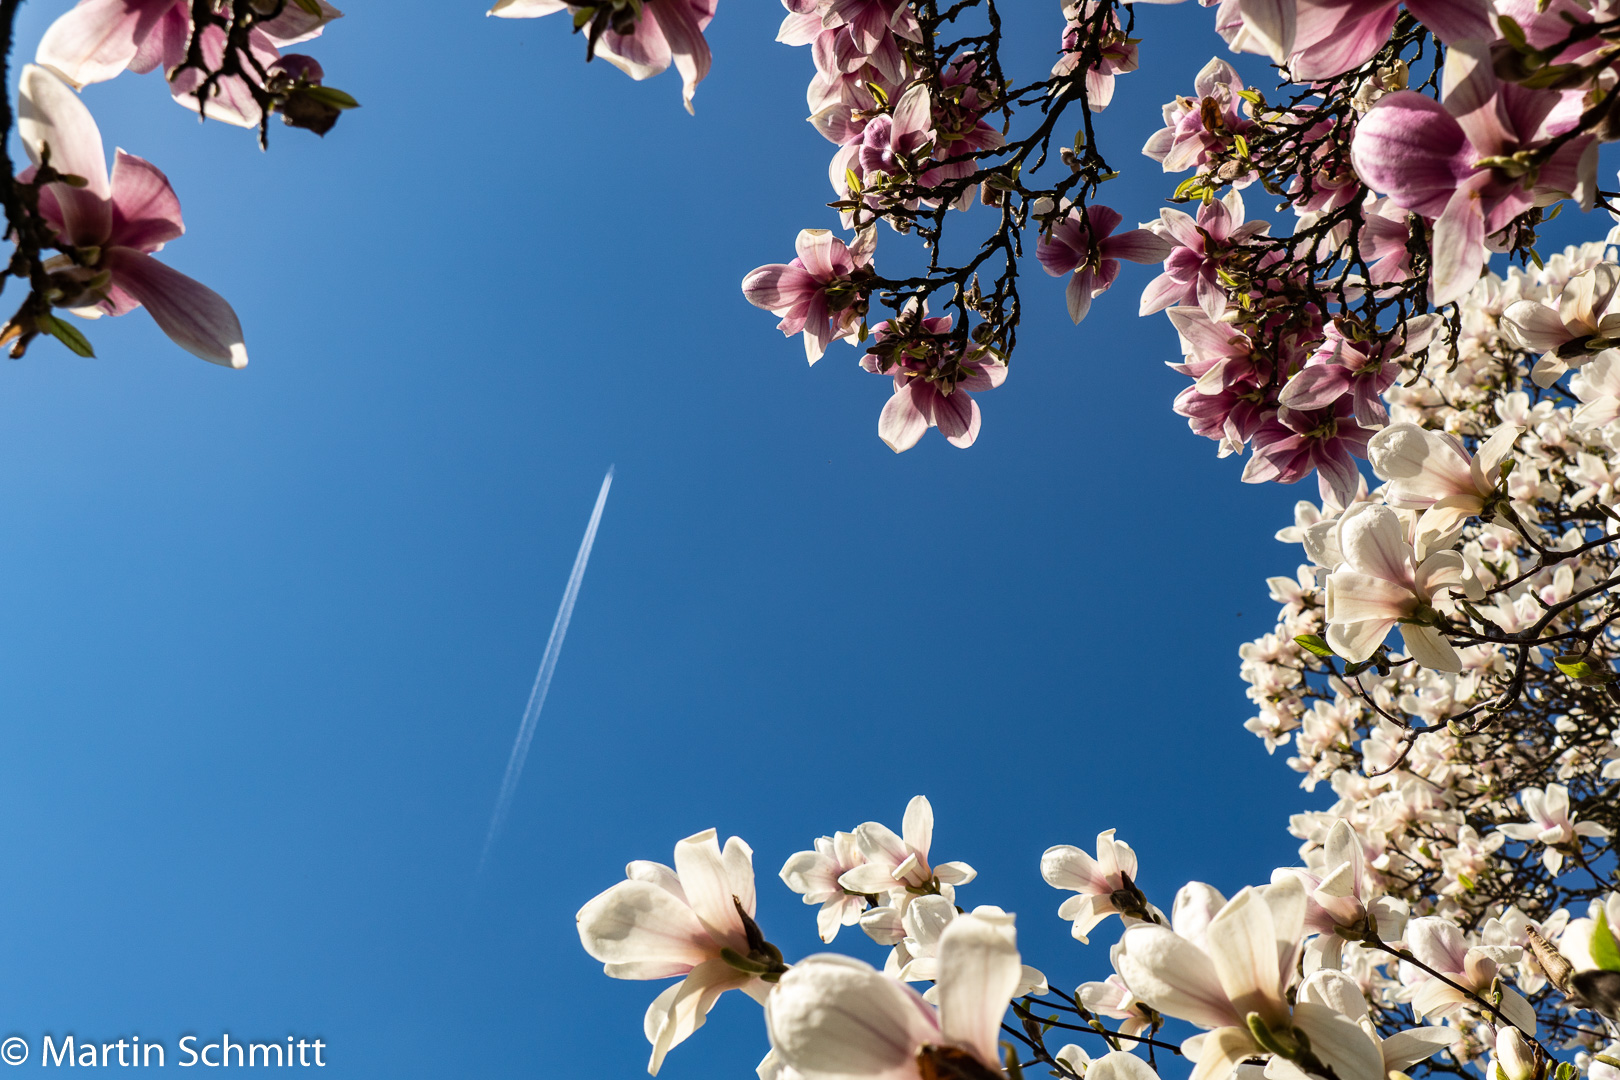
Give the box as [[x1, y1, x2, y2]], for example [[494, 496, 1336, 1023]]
[[0, 3, 1605, 1078]]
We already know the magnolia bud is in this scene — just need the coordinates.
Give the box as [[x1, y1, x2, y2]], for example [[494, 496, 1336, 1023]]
[[1495, 1027, 1537, 1080]]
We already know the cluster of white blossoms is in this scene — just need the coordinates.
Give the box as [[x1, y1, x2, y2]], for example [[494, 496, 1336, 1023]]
[[1234, 230, 1620, 1072], [572, 228, 1620, 1080]]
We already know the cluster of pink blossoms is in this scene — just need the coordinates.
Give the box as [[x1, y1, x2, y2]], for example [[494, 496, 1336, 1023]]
[[5, 0, 346, 363]]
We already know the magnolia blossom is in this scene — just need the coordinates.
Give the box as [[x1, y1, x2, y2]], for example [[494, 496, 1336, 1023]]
[[859, 896, 1046, 999], [1351, 44, 1594, 304], [836, 795, 976, 914], [1280, 316, 1437, 429], [1272, 819, 1408, 971], [1114, 876, 1386, 1080], [1399, 917, 1536, 1033], [1143, 58, 1252, 176], [37, 0, 340, 126], [1041, 829, 1144, 943], [1322, 505, 1479, 672], [764, 909, 1020, 1080], [1296, 968, 1457, 1075], [576, 829, 772, 1074], [1502, 264, 1620, 387], [1245, 0, 1493, 80], [780, 831, 870, 943], [1242, 398, 1375, 505], [1497, 784, 1610, 874], [490, 0, 716, 114], [18, 64, 246, 366], [1571, 353, 1620, 430], [1367, 422, 1521, 558], [743, 229, 874, 363], [1037, 205, 1171, 325], [1141, 190, 1268, 318], [860, 309, 1007, 453]]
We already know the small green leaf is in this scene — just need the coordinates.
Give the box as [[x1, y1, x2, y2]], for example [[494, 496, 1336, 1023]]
[[1294, 634, 1336, 659], [1497, 15, 1529, 48], [1553, 653, 1615, 684], [1554, 1063, 1580, 1080], [38, 313, 94, 357], [302, 86, 360, 110], [1592, 907, 1620, 972]]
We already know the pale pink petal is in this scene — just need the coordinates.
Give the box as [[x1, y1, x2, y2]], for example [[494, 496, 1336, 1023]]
[[18, 64, 111, 245], [878, 384, 928, 453], [34, 0, 161, 88], [103, 247, 247, 367], [108, 149, 183, 253]]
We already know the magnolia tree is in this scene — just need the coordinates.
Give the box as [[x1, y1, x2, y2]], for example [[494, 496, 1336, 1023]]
[[8, 2, 1620, 1080]]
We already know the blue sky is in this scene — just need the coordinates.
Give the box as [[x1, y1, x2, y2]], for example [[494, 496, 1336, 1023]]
[[0, 3, 1608, 1078]]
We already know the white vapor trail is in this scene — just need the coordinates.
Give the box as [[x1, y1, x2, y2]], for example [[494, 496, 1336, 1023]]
[[477, 467, 614, 875]]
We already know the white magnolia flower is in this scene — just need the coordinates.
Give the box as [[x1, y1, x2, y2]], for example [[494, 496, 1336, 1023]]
[[839, 796, 977, 919], [1570, 353, 1620, 431], [1272, 819, 1408, 972], [780, 831, 871, 943], [1323, 506, 1479, 672], [1501, 263, 1620, 386], [576, 829, 775, 1074], [867, 897, 1047, 1000], [1113, 876, 1385, 1080], [1078, 966, 1155, 1038], [764, 910, 1021, 1080], [1367, 422, 1521, 558], [1042, 829, 1146, 943], [1296, 969, 1456, 1076], [1496, 784, 1610, 874]]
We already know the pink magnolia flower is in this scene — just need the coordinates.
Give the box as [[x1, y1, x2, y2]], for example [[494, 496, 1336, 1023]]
[[817, 0, 922, 62], [1053, 1, 1139, 111], [1038, 204, 1171, 324], [1141, 190, 1268, 318], [1397, 916, 1537, 1034], [1169, 309, 1274, 456], [1041, 829, 1144, 943], [37, 0, 341, 126], [1142, 58, 1253, 176], [743, 229, 875, 363], [1496, 784, 1611, 874], [783, 0, 920, 87], [1351, 44, 1595, 304], [859, 308, 1007, 453], [17, 64, 246, 366], [1283, 0, 1492, 80], [1279, 315, 1437, 428], [1321, 505, 1476, 672], [1243, 397, 1375, 505], [576, 829, 774, 1075], [490, 0, 716, 114]]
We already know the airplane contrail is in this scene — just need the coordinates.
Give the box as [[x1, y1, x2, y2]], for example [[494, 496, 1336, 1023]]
[[477, 466, 614, 875]]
